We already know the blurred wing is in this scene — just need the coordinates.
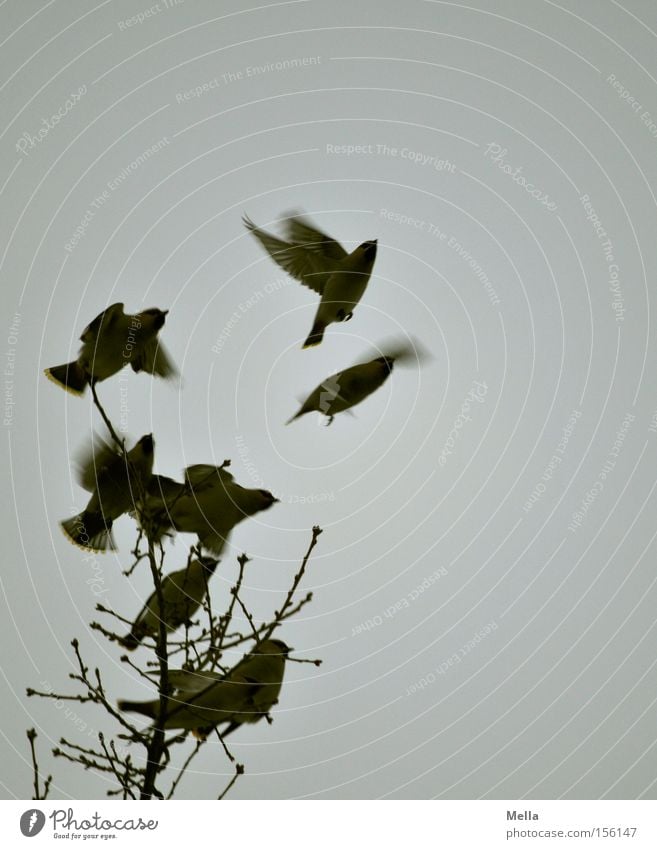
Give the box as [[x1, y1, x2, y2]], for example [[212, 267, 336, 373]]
[[76, 434, 121, 491], [243, 215, 330, 295], [80, 303, 123, 342], [384, 342, 423, 365], [196, 530, 228, 557], [184, 464, 234, 490], [367, 336, 430, 366], [130, 338, 177, 378], [284, 211, 347, 262], [148, 474, 185, 501]]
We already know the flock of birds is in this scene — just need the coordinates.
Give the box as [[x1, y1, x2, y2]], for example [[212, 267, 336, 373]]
[[43, 212, 422, 739]]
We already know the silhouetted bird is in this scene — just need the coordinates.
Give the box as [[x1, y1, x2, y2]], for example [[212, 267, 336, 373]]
[[45, 303, 175, 394], [120, 556, 219, 650], [287, 339, 424, 425], [149, 463, 279, 555], [244, 211, 377, 347], [60, 434, 154, 551], [118, 639, 291, 738]]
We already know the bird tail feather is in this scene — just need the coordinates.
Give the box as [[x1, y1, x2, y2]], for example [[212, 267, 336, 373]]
[[285, 409, 305, 425], [61, 512, 115, 552], [118, 631, 141, 651], [302, 321, 325, 348], [44, 362, 88, 395], [117, 699, 157, 718]]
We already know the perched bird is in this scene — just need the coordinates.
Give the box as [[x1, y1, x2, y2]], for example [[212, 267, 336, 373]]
[[243, 212, 377, 347], [118, 639, 292, 737], [60, 434, 155, 552], [45, 303, 176, 395], [287, 339, 424, 425], [150, 463, 279, 555], [120, 556, 220, 650]]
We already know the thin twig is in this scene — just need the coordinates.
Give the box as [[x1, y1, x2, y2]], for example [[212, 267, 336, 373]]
[[289, 656, 323, 666], [89, 622, 125, 645], [217, 763, 244, 800], [139, 535, 171, 800], [27, 688, 96, 704], [259, 526, 323, 647], [90, 382, 124, 450], [99, 733, 136, 800], [120, 653, 160, 685], [26, 729, 52, 800], [166, 740, 202, 799], [213, 727, 235, 763], [212, 554, 250, 656], [95, 604, 133, 626]]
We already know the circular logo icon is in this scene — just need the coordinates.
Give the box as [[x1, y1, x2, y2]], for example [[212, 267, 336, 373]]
[[20, 810, 45, 838]]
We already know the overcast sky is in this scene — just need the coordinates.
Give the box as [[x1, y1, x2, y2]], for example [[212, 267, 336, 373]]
[[3, 0, 657, 800]]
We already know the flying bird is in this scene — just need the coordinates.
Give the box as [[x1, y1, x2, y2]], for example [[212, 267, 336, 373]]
[[120, 556, 220, 650], [149, 463, 279, 555], [45, 303, 176, 395], [287, 339, 425, 425], [118, 638, 292, 738], [60, 433, 155, 551], [243, 211, 377, 347]]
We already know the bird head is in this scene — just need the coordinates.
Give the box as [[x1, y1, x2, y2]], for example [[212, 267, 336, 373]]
[[232, 487, 280, 520], [260, 639, 293, 656], [199, 556, 220, 575], [257, 489, 280, 507], [141, 308, 169, 331], [138, 434, 155, 454], [375, 356, 395, 374], [359, 239, 378, 263]]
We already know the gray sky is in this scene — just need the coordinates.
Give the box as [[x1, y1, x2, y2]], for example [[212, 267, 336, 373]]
[[3, 0, 657, 800]]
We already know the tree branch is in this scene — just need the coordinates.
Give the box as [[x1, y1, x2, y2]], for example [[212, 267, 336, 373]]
[[26, 729, 52, 801]]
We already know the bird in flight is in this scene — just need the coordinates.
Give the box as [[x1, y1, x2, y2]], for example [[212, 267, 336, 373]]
[[145, 462, 279, 555], [244, 211, 377, 347], [45, 303, 176, 395], [287, 338, 425, 425], [61, 433, 155, 551]]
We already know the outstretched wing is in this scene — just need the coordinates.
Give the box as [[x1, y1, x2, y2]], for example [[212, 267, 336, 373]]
[[76, 434, 121, 492], [243, 215, 332, 295], [184, 464, 234, 490], [130, 338, 177, 378], [359, 336, 430, 367], [284, 211, 347, 263], [80, 303, 123, 342]]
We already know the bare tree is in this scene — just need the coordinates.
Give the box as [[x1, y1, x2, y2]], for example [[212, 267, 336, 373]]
[[28, 387, 322, 800]]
